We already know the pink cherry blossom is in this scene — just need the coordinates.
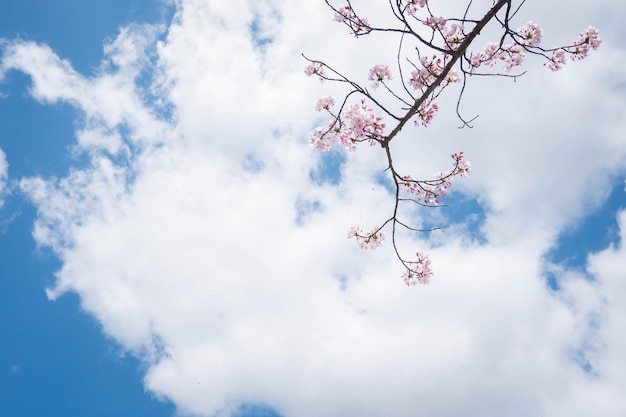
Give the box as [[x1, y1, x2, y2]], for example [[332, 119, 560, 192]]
[[315, 95, 336, 112], [398, 152, 469, 206], [309, 126, 333, 152], [402, 0, 428, 15], [409, 55, 445, 90], [368, 64, 393, 89], [499, 43, 527, 70], [443, 24, 465, 50], [545, 49, 567, 71], [309, 99, 386, 152], [304, 62, 326, 82], [348, 226, 386, 249], [333, 5, 371, 36], [443, 69, 461, 86], [402, 252, 433, 285], [342, 99, 386, 144], [469, 42, 500, 70], [399, 174, 450, 206], [452, 151, 471, 177], [571, 43, 590, 61], [518, 21, 543, 47], [415, 100, 439, 127], [577, 26, 602, 50], [424, 15, 446, 30], [569, 27, 601, 62]]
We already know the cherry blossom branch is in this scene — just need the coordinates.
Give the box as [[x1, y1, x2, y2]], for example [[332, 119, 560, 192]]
[[305, 0, 601, 285]]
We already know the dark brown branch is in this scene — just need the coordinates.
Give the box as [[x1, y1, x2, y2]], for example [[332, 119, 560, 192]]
[[383, 0, 509, 147]]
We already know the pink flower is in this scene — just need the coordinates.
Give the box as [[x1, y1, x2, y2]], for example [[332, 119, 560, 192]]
[[309, 99, 385, 152], [333, 5, 371, 36], [443, 69, 460, 86], [398, 151, 469, 206], [571, 43, 590, 61], [577, 26, 602, 50], [402, 0, 427, 15], [566, 27, 600, 62], [409, 55, 445, 90], [424, 15, 446, 30], [309, 117, 342, 151], [368, 64, 393, 89], [414, 100, 439, 127], [469, 42, 500, 70], [348, 226, 386, 249], [341, 99, 386, 145], [304, 62, 326, 82], [444, 24, 465, 50], [451, 151, 471, 177], [518, 21, 543, 47], [402, 252, 433, 285], [545, 49, 566, 70], [499, 43, 527, 70], [315, 95, 336, 112]]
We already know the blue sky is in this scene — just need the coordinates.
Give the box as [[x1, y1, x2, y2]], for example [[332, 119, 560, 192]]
[[1, 1, 625, 417], [0, 1, 177, 416]]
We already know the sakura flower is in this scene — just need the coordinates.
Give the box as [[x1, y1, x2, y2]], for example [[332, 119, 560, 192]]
[[457, 159, 471, 177], [568, 26, 601, 61], [443, 24, 465, 50], [309, 117, 342, 151], [424, 15, 446, 30], [577, 26, 602, 50], [333, 5, 371, 36], [414, 100, 439, 127], [571, 43, 590, 61], [315, 95, 336, 112], [368, 65, 393, 89], [348, 226, 386, 250], [451, 151, 471, 177], [341, 99, 386, 144], [402, 252, 433, 286], [309, 126, 333, 151], [304, 62, 326, 82], [402, 0, 427, 15], [469, 42, 500, 70], [409, 55, 444, 89], [499, 43, 527, 70], [442, 69, 460, 86], [518, 21, 543, 47], [545, 49, 566, 70]]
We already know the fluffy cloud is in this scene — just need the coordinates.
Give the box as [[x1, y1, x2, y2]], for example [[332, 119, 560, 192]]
[[2, 0, 626, 416]]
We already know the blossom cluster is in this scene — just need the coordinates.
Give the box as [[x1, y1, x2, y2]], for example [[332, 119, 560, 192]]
[[333, 5, 371, 36], [304, 62, 326, 82], [468, 22, 544, 71], [368, 64, 393, 89], [518, 21, 543, 47], [415, 100, 439, 127], [402, 0, 428, 15], [443, 24, 466, 50], [399, 151, 471, 205], [409, 55, 460, 91], [309, 99, 386, 151], [402, 252, 433, 285], [424, 15, 446, 30], [348, 226, 386, 249], [315, 95, 336, 112], [470, 41, 526, 71], [546, 26, 601, 70]]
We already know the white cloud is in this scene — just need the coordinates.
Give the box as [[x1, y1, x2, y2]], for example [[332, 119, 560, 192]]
[[2, 0, 626, 416]]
